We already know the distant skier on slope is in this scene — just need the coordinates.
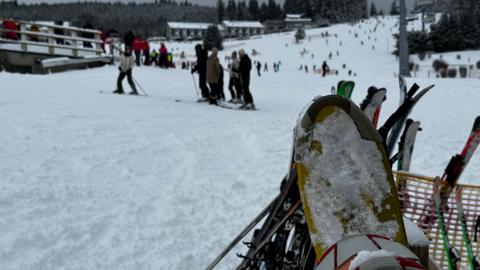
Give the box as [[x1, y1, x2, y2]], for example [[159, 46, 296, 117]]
[[191, 44, 210, 102], [239, 49, 255, 109], [322, 60, 330, 77], [113, 46, 138, 95], [256, 61, 261, 77]]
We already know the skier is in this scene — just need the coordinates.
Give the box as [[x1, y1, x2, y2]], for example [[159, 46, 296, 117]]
[[132, 37, 142, 66], [264, 62, 268, 72], [124, 30, 135, 48], [256, 61, 261, 77], [113, 46, 138, 95], [227, 51, 242, 103], [150, 49, 159, 66], [142, 39, 150, 65], [322, 60, 330, 77], [206, 47, 222, 105], [239, 49, 255, 109], [159, 43, 168, 68], [191, 44, 210, 102], [2, 19, 18, 40]]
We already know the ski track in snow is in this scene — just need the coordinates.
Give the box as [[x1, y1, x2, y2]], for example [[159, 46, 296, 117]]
[[1, 15, 480, 269]]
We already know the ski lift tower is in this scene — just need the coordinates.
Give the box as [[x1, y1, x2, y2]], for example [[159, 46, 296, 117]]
[[399, 0, 410, 77]]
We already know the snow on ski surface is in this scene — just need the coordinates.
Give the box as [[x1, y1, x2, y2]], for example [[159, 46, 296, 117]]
[[1, 16, 479, 269], [296, 108, 398, 246], [347, 249, 396, 270], [404, 218, 429, 247]]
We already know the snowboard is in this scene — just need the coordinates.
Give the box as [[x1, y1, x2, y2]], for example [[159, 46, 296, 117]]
[[293, 95, 407, 258]]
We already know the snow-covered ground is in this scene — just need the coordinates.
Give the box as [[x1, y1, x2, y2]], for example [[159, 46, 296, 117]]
[[1, 16, 479, 269]]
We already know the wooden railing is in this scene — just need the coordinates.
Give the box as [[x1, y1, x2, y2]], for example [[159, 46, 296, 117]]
[[0, 19, 103, 57]]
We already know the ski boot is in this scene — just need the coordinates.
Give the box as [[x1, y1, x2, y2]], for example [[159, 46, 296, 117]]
[[113, 89, 124, 94]]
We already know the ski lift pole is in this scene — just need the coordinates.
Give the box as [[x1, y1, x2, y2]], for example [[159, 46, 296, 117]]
[[133, 78, 148, 97]]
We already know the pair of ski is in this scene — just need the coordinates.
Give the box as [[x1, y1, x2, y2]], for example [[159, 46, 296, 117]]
[[99, 90, 148, 97], [334, 80, 388, 129], [424, 116, 480, 270], [195, 99, 257, 111]]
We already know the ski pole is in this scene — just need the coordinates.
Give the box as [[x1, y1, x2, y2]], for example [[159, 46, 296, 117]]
[[191, 72, 201, 99], [133, 78, 148, 97]]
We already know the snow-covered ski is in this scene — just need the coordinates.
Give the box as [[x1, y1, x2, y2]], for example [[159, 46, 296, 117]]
[[432, 178, 461, 270], [336, 80, 355, 98], [360, 86, 387, 128], [454, 186, 480, 270], [294, 95, 407, 259], [379, 83, 434, 157]]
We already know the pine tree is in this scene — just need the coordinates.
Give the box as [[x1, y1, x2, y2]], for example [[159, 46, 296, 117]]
[[370, 2, 377, 17], [390, 0, 399, 15], [267, 0, 277, 19], [226, 0, 236, 20], [248, 0, 259, 20], [204, 25, 223, 50], [216, 0, 225, 23]]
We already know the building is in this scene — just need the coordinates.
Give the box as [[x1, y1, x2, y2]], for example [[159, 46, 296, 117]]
[[166, 22, 212, 41], [222, 20, 264, 38], [284, 14, 313, 30]]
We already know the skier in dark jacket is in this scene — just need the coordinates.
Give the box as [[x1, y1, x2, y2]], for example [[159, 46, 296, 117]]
[[256, 61, 262, 77], [191, 44, 210, 102], [322, 61, 330, 77], [124, 30, 135, 48], [239, 49, 254, 109]]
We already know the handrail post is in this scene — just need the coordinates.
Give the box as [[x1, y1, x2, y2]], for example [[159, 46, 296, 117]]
[[71, 30, 78, 57], [19, 22, 27, 51], [47, 26, 54, 55]]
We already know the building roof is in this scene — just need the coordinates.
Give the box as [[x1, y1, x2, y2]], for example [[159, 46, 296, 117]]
[[285, 14, 312, 23], [167, 22, 212, 30], [285, 14, 305, 19], [222, 20, 264, 28]]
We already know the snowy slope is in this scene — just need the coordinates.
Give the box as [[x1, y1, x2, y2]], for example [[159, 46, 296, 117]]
[[1, 16, 479, 269]]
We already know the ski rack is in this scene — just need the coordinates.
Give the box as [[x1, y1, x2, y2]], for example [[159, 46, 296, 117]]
[[394, 170, 480, 270]]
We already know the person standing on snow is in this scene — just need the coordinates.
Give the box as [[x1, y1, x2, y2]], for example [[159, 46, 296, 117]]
[[159, 43, 168, 68], [227, 51, 242, 103], [322, 60, 330, 77], [142, 39, 150, 65], [206, 47, 222, 105], [113, 46, 138, 95], [132, 37, 142, 66], [239, 49, 254, 109], [256, 61, 262, 77], [191, 44, 210, 102]]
